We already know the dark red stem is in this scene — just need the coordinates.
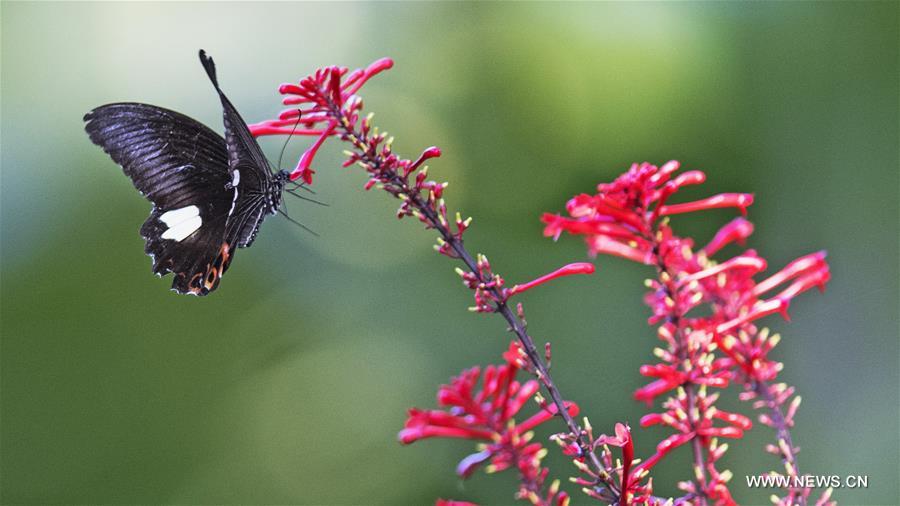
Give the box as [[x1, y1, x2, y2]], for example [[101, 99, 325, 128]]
[[754, 380, 807, 506], [328, 103, 617, 497], [645, 221, 709, 505]]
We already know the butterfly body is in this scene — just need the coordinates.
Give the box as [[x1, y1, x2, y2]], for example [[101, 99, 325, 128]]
[[85, 50, 287, 295]]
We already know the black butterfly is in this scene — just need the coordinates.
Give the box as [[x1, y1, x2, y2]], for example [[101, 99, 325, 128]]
[[85, 50, 290, 296]]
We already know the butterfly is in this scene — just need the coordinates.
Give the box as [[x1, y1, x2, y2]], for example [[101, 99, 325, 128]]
[[84, 50, 295, 296]]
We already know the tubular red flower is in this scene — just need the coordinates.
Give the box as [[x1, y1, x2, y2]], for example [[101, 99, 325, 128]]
[[633, 378, 681, 404], [343, 57, 394, 96], [678, 254, 767, 285], [753, 251, 828, 297], [399, 424, 495, 444], [246, 124, 330, 137], [772, 268, 831, 302], [703, 217, 754, 256], [516, 402, 579, 435], [408, 146, 442, 173], [647, 160, 681, 186], [587, 236, 651, 264], [716, 298, 789, 334], [658, 193, 754, 216], [698, 426, 744, 439], [291, 120, 337, 183], [651, 170, 708, 220], [712, 409, 752, 430], [509, 262, 595, 296]]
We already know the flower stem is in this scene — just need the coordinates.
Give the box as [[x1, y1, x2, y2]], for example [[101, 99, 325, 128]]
[[647, 226, 710, 505], [332, 105, 614, 494], [411, 163, 602, 471], [754, 380, 807, 506]]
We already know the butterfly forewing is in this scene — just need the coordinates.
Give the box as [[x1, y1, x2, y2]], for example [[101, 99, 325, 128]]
[[85, 103, 236, 295], [199, 50, 282, 248], [84, 103, 230, 209]]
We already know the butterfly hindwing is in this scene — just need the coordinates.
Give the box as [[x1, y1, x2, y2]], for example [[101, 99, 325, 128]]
[[139, 205, 232, 296]]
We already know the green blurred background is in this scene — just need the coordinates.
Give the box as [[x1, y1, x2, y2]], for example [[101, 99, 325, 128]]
[[2, 2, 897, 505]]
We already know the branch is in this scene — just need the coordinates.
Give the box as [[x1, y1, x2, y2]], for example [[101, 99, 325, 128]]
[[333, 104, 609, 482]]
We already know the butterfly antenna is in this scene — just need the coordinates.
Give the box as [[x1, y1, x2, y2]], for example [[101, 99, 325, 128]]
[[290, 181, 317, 194], [278, 208, 319, 237], [277, 110, 303, 172], [285, 189, 329, 207]]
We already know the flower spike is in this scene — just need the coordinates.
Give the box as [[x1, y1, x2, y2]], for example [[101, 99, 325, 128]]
[[544, 160, 830, 505]]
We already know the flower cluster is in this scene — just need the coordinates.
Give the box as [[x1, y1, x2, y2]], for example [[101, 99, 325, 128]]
[[252, 57, 835, 506], [400, 342, 578, 506], [248, 58, 461, 245], [251, 59, 594, 311], [249, 57, 394, 184], [252, 61, 598, 505], [543, 161, 831, 505]]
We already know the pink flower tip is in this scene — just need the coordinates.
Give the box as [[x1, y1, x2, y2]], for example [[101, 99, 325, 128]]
[[369, 57, 395, 72], [704, 217, 755, 255], [278, 83, 303, 95], [456, 450, 492, 478], [397, 428, 420, 445], [777, 297, 792, 321], [407, 146, 443, 173], [509, 262, 595, 295], [736, 193, 755, 215]]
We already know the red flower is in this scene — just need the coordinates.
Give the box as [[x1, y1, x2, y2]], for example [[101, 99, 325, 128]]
[[509, 263, 596, 296], [541, 161, 753, 264], [248, 58, 394, 184], [401, 342, 576, 506], [544, 161, 830, 505]]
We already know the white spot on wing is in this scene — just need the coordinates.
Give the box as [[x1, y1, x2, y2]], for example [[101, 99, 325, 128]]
[[160, 205, 199, 226], [159, 205, 202, 241], [228, 186, 239, 217], [161, 216, 202, 241], [227, 170, 242, 217]]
